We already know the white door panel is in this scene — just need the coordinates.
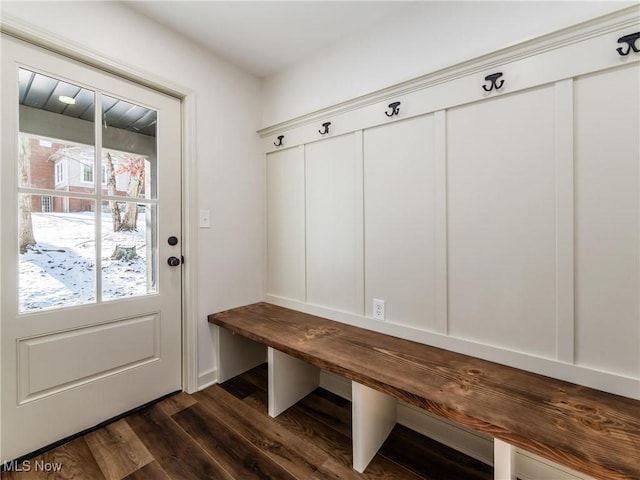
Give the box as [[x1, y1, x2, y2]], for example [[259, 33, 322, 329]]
[[1, 35, 182, 461]]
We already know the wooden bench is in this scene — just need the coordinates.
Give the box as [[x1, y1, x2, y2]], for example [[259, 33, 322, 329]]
[[209, 302, 639, 480]]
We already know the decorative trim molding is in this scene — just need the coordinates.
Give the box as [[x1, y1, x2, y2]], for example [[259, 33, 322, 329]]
[[260, 5, 640, 402], [554, 79, 576, 364], [182, 93, 200, 394], [257, 5, 639, 136], [433, 110, 448, 335], [0, 14, 186, 98]]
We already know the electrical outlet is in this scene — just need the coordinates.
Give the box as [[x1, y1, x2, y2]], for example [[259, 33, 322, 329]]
[[373, 299, 385, 321]]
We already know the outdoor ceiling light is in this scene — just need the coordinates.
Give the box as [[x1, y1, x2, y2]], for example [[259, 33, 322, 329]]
[[58, 95, 76, 105]]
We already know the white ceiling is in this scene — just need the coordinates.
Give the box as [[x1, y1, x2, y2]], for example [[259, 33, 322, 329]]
[[122, 1, 415, 78]]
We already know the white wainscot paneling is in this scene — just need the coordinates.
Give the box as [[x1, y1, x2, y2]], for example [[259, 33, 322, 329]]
[[306, 133, 363, 314], [267, 146, 306, 301], [363, 115, 437, 329], [447, 86, 557, 358], [574, 63, 640, 378]]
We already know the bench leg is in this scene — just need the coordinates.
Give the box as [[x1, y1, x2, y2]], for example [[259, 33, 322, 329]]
[[352, 382, 397, 473], [494, 438, 516, 480], [268, 347, 320, 417], [216, 326, 267, 383]]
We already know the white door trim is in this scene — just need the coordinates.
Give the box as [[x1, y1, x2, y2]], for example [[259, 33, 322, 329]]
[[0, 15, 199, 395]]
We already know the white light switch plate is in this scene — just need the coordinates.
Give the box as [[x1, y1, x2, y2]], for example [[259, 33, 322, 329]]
[[199, 209, 211, 228]]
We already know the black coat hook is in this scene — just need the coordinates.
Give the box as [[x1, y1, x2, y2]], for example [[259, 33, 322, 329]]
[[385, 101, 401, 117], [616, 32, 640, 56], [274, 135, 284, 147], [319, 122, 331, 135], [482, 72, 504, 92]]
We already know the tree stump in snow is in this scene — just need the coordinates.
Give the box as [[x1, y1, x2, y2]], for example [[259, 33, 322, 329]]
[[111, 245, 137, 261]]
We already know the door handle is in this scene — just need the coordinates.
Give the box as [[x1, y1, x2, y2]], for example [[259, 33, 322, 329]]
[[167, 256, 181, 267]]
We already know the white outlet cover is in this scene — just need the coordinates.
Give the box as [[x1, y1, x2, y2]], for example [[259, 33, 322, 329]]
[[373, 299, 385, 321]]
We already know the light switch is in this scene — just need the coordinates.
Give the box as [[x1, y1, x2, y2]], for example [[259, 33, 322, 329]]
[[199, 209, 211, 228]]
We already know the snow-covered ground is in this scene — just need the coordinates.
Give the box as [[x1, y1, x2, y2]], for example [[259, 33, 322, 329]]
[[19, 211, 152, 312]]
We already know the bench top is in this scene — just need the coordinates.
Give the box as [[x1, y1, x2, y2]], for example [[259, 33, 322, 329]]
[[209, 302, 640, 480]]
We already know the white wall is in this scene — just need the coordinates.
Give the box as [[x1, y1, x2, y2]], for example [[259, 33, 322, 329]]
[[261, 0, 634, 127], [2, 0, 634, 388], [261, 5, 640, 399], [0, 1, 264, 379]]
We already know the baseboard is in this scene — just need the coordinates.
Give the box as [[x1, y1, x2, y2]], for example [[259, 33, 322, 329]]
[[516, 450, 594, 480], [197, 367, 217, 391], [397, 401, 493, 465], [319, 370, 352, 400], [318, 370, 593, 479]]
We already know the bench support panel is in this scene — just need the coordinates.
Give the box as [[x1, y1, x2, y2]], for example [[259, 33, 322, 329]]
[[352, 381, 397, 473], [494, 438, 516, 480], [216, 326, 267, 383], [268, 347, 320, 417]]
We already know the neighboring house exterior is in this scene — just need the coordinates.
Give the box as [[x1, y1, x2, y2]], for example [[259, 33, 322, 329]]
[[25, 135, 134, 213]]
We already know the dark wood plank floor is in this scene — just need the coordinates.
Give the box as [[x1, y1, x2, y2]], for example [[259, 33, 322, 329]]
[[3, 364, 492, 479]]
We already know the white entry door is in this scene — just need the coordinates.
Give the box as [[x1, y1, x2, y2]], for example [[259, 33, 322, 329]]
[[1, 36, 182, 462]]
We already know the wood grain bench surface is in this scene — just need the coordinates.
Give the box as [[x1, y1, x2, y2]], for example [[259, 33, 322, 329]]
[[209, 302, 640, 480]]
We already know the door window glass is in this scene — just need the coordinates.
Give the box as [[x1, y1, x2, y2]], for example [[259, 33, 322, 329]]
[[19, 194, 96, 311], [101, 95, 158, 300], [18, 69, 95, 190], [17, 69, 159, 312]]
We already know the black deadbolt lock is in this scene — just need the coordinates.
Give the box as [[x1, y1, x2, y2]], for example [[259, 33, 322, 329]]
[[168, 236, 178, 246]]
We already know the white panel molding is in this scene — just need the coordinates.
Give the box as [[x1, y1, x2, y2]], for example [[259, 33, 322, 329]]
[[266, 295, 639, 399], [305, 133, 362, 313], [259, 5, 640, 402], [266, 146, 306, 301], [434, 110, 448, 335], [554, 79, 575, 364], [362, 116, 436, 327], [447, 86, 557, 360], [302, 144, 308, 304], [18, 314, 160, 403], [258, 6, 639, 146], [354, 130, 365, 316], [573, 64, 640, 378]]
